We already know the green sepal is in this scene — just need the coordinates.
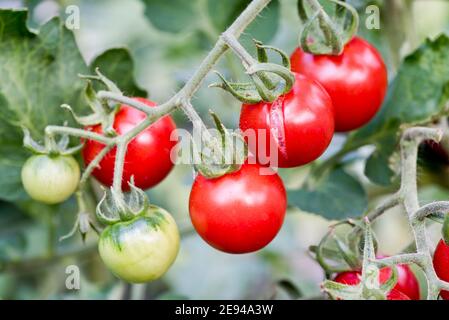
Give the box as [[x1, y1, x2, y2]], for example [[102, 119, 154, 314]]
[[334, 234, 361, 270], [191, 112, 247, 179], [209, 71, 262, 104], [22, 126, 83, 156], [79, 68, 122, 95], [66, 71, 122, 136], [96, 179, 150, 226], [22, 127, 47, 154], [297, 0, 359, 56], [210, 40, 295, 104], [321, 219, 391, 300]]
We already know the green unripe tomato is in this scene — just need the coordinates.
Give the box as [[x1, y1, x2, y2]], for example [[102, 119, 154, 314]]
[[99, 206, 180, 283], [21, 154, 80, 204]]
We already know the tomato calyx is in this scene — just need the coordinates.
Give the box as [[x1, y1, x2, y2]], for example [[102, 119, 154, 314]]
[[210, 40, 294, 104], [297, 0, 359, 55], [192, 111, 247, 179], [22, 126, 84, 157], [62, 68, 122, 137], [96, 178, 150, 225]]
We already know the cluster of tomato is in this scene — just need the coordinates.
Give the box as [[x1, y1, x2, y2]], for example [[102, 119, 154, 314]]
[[23, 35, 449, 298], [21, 36, 389, 284]]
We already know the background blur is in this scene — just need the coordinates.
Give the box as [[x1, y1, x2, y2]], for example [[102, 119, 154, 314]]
[[0, 0, 449, 299]]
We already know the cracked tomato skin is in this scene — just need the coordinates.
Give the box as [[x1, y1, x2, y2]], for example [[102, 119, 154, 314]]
[[334, 263, 420, 300], [189, 163, 287, 254], [433, 239, 449, 300], [291, 37, 387, 132], [239, 72, 334, 168], [83, 98, 177, 191]]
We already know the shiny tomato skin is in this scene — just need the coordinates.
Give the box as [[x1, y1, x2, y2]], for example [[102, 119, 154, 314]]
[[379, 263, 420, 300], [189, 163, 287, 254], [291, 37, 388, 132], [334, 270, 361, 285], [433, 239, 449, 300], [334, 264, 420, 300], [239, 73, 334, 168], [83, 98, 177, 191]]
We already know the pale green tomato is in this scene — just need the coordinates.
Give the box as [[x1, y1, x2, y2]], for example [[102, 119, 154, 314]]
[[21, 154, 80, 204], [99, 206, 180, 283]]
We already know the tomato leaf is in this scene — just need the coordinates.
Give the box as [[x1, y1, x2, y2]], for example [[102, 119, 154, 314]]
[[142, 0, 199, 33], [0, 10, 146, 202], [345, 34, 449, 185], [142, 0, 279, 48], [288, 168, 367, 220]]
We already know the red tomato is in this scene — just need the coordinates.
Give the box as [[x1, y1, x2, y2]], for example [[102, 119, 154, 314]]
[[239, 73, 334, 168], [189, 163, 287, 254], [433, 239, 449, 300], [291, 37, 388, 132], [387, 289, 411, 300], [83, 98, 177, 191], [334, 263, 420, 300]]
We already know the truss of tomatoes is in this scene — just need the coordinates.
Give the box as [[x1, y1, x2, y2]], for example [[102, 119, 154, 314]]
[[22, 36, 389, 285], [79, 36, 388, 255]]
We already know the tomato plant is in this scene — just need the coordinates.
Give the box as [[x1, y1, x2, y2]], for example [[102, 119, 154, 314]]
[[21, 155, 80, 204], [98, 206, 180, 283], [433, 239, 449, 300], [189, 163, 286, 254], [83, 98, 177, 191], [3, 0, 449, 302], [239, 72, 334, 168], [291, 37, 388, 132]]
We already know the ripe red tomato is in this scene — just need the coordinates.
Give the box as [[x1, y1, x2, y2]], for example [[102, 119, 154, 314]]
[[189, 163, 287, 254], [433, 239, 449, 300], [239, 72, 334, 168], [83, 98, 177, 191], [291, 37, 388, 132], [334, 263, 420, 300]]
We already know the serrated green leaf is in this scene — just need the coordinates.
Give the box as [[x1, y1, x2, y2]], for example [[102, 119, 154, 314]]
[[288, 168, 367, 220], [345, 34, 449, 185], [142, 0, 199, 33], [0, 9, 151, 202]]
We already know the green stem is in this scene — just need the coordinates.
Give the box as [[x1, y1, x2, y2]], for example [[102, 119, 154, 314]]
[[45, 126, 113, 145], [79, 144, 114, 188]]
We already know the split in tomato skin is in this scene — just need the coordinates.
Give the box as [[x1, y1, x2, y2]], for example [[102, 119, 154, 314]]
[[291, 37, 388, 132], [239, 72, 334, 168], [433, 239, 449, 300], [189, 163, 287, 254], [82, 98, 178, 191], [334, 263, 420, 300]]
